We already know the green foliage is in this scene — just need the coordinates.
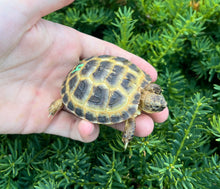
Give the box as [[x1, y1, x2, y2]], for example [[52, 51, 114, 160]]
[[209, 114, 220, 141], [93, 153, 128, 188], [1, 0, 220, 188], [214, 84, 220, 101], [111, 7, 137, 51]]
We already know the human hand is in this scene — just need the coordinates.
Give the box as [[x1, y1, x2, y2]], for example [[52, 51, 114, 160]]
[[0, 0, 168, 143]]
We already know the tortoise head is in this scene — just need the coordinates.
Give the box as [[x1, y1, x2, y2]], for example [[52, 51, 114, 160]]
[[140, 83, 167, 113]]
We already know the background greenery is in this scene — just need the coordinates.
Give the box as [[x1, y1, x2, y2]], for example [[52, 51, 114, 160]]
[[1, 0, 220, 188]]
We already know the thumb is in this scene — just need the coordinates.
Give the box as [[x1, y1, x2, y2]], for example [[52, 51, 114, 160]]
[[17, 0, 74, 19]]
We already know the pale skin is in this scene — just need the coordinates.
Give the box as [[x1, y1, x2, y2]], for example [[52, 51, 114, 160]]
[[0, 0, 169, 143]]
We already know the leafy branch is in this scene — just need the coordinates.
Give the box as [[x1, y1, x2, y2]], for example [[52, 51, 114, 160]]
[[111, 7, 137, 51]]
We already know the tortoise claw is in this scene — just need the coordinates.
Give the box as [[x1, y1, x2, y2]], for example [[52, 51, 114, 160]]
[[124, 140, 129, 150], [122, 117, 136, 150]]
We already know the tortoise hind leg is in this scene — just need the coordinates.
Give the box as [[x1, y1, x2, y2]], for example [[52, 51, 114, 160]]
[[122, 117, 136, 150], [48, 99, 63, 118]]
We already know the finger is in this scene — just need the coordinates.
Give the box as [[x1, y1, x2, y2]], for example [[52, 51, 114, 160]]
[[14, 0, 74, 22], [134, 114, 154, 137], [109, 114, 154, 137], [45, 111, 99, 143], [78, 32, 158, 81], [148, 107, 169, 123]]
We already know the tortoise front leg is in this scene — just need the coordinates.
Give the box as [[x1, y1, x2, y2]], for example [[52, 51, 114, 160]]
[[122, 117, 136, 150], [48, 99, 63, 117]]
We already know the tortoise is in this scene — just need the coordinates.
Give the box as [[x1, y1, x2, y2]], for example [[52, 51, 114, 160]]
[[49, 55, 167, 149]]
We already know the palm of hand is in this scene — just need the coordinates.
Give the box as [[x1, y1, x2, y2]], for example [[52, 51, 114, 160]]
[[0, 18, 83, 135]]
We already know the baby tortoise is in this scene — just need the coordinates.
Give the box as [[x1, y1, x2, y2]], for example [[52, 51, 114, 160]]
[[49, 55, 167, 149]]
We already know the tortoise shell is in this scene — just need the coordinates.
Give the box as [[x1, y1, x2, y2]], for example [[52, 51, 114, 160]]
[[60, 55, 152, 124]]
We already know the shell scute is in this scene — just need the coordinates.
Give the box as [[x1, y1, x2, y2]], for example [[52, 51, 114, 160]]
[[75, 108, 84, 117], [128, 106, 137, 115], [132, 93, 141, 104], [97, 115, 109, 123], [85, 112, 96, 122], [121, 111, 130, 120], [88, 85, 108, 108], [74, 80, 89, 100], [92, 60, 112, 81], [67, 101, 74, 111], [106, 65, 124, 86], [108, 90, 124, 108], [68, 75, 78, 91], [110, 115, 121, 123], [81, 59, 97, 76], [128, 63, 141, 73], [63, 94, 68, 104], [121, 73, 137, 92]]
